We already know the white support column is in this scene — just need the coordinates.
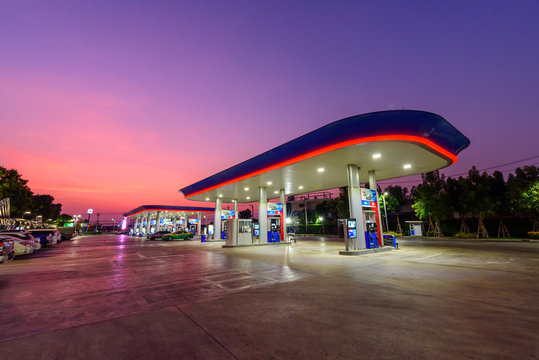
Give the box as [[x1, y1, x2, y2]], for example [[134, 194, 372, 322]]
[[368, 170, 377, 192], [136, 216, 142, 235], [155, 211, 161, 233], [233, 199, 239, 245], [197, 212, 201, 235], [259, 187, 268, 243], [145, 212, 151, 236], [369, 170, 384, 245], [172, 215, 176, 232], [214, 197, 222, 240], [347, 165, 366, 249], [280, 189, 287, 242]]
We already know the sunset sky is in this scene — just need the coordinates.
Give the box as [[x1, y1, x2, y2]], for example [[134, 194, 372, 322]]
[[1, 1, 538, 218]]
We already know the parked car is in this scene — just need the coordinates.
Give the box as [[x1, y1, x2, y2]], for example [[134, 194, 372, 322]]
[[147, 230, 171, 241], [162, 231, 194, 241], [28, 229, 61, 246], [0, 231, 41, 251], [0, 234, 34, 256], [58, 227, 76, 241], [0, 236, 15, 263]]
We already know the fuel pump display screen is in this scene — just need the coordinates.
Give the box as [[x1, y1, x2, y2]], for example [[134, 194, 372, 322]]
[[347, 219, 357, 239]]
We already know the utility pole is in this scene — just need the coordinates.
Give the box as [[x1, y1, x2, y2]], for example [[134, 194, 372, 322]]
[[96, 213, 101, 231]]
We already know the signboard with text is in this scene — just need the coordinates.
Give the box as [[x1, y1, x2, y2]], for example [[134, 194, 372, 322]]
[[361, 188, 378, 207], [221, 210, 235, 219], [267, 203, 283, 215]]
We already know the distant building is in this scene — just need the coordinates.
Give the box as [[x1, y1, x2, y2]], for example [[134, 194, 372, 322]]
[[286, 191, 334, 218]]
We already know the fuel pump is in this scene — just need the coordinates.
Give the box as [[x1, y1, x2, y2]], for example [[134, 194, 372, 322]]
[[364, 211, 378, 248], [187, 218, 197, 235], [268, 216, 281, 242], [266, 203, 284, 243], [361, 188, 383, 248]]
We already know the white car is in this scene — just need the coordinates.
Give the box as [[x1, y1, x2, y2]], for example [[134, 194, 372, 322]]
[[2, 235, 34, 256], [0, 231, 41, 251]]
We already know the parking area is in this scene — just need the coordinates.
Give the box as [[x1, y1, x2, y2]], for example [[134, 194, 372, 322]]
[[1, 235, 537, 359]]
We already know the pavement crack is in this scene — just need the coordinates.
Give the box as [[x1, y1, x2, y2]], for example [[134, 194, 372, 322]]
[[174, 304, 240, 360]]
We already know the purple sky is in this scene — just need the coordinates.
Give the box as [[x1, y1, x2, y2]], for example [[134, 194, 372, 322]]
[[1, 0, 538, 218]]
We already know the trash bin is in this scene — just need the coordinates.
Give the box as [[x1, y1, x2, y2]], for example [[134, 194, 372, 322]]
[[201, 235, 206, 242]]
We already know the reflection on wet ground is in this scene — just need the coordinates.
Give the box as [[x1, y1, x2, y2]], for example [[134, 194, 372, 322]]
[[0, 235, 310, 342]]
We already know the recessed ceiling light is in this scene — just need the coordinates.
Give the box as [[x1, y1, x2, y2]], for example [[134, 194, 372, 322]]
[[372, 153, 381, 159], [244, 187, 249, 191], [218, 194, 223, 197], [298, 185, 304, 190], [317, 167, 325, 173], [205, 198, 210, 201], [274, 190, 278, 194], [246, 196, 250, 200], [267, 181, 272, 185], [403, 164, 412, 169]]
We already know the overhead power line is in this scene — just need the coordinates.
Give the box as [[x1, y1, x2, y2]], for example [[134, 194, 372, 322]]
[[378, 155, 539, 185]]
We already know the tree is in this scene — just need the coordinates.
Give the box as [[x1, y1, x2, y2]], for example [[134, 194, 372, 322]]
[[238, 208, 252, 219], [507, 166, 538, 217], [490, 171, 510, 237], [382, 185, 409, 233], [56, 214, 73, 227], [521, 180, 539, 230], [412, 171, 450, 236], [463, 167, 496, 238], [313, 188, 349, 221], [445, 176, 470, 233], [0, 167, 34, 217], [31, 194, 62, 221]]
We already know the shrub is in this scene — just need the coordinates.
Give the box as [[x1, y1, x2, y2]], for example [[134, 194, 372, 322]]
[[425, 231, 435, 237], [80, 231, 102, 235], [384, 231, 403, 237], [454, 232, 476, 238], [527, 232, 539, 239]]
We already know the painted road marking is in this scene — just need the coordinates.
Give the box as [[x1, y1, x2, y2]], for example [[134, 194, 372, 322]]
[[409, 253, 441, 262]]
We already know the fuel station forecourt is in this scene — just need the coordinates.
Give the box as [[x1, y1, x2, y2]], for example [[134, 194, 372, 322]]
[[123, 205, 215, 237], [179, 110, 470, 253]]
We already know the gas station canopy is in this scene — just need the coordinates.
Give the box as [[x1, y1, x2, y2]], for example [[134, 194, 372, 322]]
[[180, 110, 470, 203], [123, 205, 215, 218]]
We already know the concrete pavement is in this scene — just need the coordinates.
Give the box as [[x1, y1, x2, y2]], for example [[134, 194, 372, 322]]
[[0, 235, 537, 359]]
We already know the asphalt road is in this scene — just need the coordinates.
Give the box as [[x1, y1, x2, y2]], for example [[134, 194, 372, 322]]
[[0, 235, 537, 359]]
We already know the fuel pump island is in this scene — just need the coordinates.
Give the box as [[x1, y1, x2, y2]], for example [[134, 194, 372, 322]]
[[179, 110, 470, 254]]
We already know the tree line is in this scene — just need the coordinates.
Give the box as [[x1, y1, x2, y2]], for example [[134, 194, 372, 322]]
[[409, 165, 537, 237], [0, 167, 62, 221], [311, 165, 538, 238]]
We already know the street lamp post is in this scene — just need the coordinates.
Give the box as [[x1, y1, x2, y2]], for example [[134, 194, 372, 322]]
[[382, 192, 390, 232], [73, 214, 81, 232]]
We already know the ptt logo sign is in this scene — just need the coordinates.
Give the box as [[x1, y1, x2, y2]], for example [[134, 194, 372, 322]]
[[360, 189, 377, 207], [267, 203, 283, 215]]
